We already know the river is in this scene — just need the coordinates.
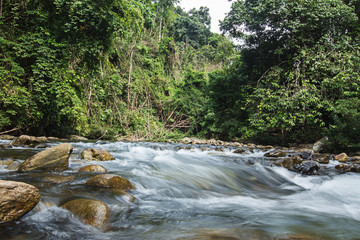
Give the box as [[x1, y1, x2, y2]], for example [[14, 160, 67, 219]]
[[0, 140, 359, 239]]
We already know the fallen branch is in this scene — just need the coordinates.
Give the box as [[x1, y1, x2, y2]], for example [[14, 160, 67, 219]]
[[0, 127, 20, 135]]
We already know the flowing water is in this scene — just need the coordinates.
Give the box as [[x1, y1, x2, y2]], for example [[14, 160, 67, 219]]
[[0, 140, 360, 239]]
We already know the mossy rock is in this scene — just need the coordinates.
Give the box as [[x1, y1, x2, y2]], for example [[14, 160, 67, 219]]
[[81, 148, 115, 161], [62, 198, 109, 228], [86, 174, 135, 191]]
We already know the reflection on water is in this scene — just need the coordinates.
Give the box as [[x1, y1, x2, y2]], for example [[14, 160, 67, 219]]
[[0, 140, 360, 240]]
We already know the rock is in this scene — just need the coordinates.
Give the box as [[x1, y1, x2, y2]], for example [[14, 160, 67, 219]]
[[81, 148, 115, 161], [233, 148, 246, 154], [335, 153, 349, 162], [70, 135, 88, 141], [299, 151, 314, 160], [18, 143, 73, 172], [0, 159, 14, 166], [281, 157, 294, 169], [293, 160, 320, 175], [312, 136, 328, 153], [264, 150, 286, 158], [6, 160, 23, 171], [62, 198, 109, 228], [313, 154, 330, 164], [47, 137, 60, 141], [78, 165, 107, 173], [10, 135, 47, 146], [0, 180, 40, 222], [0, 135, 16, 140], [86, 174, 136, 191], [335, 164, 359, 173]]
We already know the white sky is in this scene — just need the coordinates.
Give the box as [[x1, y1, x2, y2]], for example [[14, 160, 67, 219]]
[[177, 0, 232, 34]]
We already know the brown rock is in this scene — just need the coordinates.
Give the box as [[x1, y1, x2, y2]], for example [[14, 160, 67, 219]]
[[43, 175, 75, 184], [81, 148, 115, 161], [78, 165, 107, 173], [86, 174, 135, 191], [264, 150, 286, 158], [70, 135, 88, 141], [233, 148, 246, 154], [0, 135, 16, 140], [18, 143, 73, 172], [313, 154, 330, 164], [62, 198, 109, 228], [335, 153, 349, 162], [0, 180, 40, 222], [10, 135, 47, 146], [281, 157, 293, 169], [6, 160, 23, 171]]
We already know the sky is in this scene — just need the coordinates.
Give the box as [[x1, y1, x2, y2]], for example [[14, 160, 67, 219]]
[[177, 0, 233, 34]]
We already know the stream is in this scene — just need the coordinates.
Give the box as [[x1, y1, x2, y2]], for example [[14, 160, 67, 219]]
[[0, 140, 360, 239]]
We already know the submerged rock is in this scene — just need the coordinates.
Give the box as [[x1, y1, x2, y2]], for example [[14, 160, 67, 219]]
[[6, 160, 23, 171], [86, 174, 135, 191], [0, 180, 40, 222], [81, 148, 115, 161], [62, 198, 109, 228], [334, 153, 349, 162], [18, 143, 73, 172], [264, 150, 286, 158], [233, 148, 246, 154], [78, 165, 107, 173]]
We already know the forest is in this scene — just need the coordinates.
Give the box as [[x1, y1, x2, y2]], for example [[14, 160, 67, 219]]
[[0, 0, 359, 151]]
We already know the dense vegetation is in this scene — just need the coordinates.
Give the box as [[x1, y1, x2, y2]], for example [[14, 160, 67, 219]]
[[1, 0, 359, 150]]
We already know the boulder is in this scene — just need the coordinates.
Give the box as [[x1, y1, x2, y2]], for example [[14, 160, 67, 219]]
[[0, 180, 40, 222], [313, 154, 330, 164], [299, 151, 314, 160], [0, 135, 16, 140], [62, 198, 109, 228], [335, 164, 359, 173], [86, 174, 135, 191], [293, 160, 320, 175], [78, 165, 107, 173], [18, 143, 73, 172], [81, 148, 115, 161], [335, 153, 349, 162], [6, 160, 23, 171], [233, 148, 246, 154], [312, 136, 328, 152], [10, 135, 47, 146], [264, 150, 286, 158], [70, 135, 88, 141]]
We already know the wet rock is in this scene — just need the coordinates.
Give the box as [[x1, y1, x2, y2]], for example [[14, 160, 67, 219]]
[[0, 159, 13, 166], [299, 151, 313, 160], [0, 135, 16, 140], [335, 164, 360, 173], [78, 165, 107, 173], [62, 198, 109, 228], [81, 148, 115, 161], [86, 174, 135, 191], [264, 150, 286, 158], [293, 160, 320, 175], [70, 135, 88, 141], [0, 144, 11, 149], [233, 148, 246, 154], [0, 180, 40, 222], [313, 154, 330, 164], [10, 135, 47, 146], [18, 143, 73, 172], [47, 137, 60, 141], [312, 136, 328, 153], [281, 157, 294, 169], [6, 160, 23, 171], [334, 153, 349, 162]]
